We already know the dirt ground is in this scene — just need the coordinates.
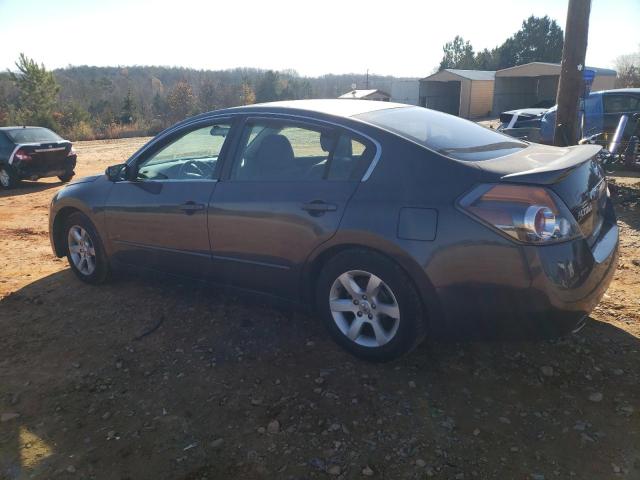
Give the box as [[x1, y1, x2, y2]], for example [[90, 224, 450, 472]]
[[1, 137, 639, 480]]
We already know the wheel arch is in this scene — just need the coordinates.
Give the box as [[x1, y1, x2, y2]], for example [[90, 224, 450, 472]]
[[51, 206, 84, 257], [302, 239, 443, 329]]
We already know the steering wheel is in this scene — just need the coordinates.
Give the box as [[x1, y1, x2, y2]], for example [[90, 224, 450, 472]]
[[179, 160, 206, 179]]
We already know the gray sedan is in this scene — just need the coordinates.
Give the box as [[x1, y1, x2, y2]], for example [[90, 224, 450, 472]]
[[49, 100, 618, 361]]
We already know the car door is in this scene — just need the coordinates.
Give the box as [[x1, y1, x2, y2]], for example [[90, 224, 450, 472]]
[[208, 116, 376, 299], [103, 119, 235, 278]]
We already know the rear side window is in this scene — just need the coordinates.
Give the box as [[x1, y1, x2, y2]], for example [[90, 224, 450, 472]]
[[0, 132, 13, 156], [603, 95, 640, 114], [5, 127, 63, 143], [230, 120, 370, 181], [355, 106, 527, 161]]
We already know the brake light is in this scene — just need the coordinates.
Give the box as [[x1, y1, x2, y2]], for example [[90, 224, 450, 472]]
[[14, 148, 32, 163], [459, 184, 581, 244]]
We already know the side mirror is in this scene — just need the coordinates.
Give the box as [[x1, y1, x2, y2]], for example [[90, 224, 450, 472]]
[[105, 163, 128, 182]]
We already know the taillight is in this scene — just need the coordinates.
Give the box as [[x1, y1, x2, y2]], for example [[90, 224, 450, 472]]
[[459, 184, 581, 244], [14, 148, 32, 163]]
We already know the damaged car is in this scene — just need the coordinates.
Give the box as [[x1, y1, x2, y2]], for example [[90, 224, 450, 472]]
[[0, 126, 77, 189]]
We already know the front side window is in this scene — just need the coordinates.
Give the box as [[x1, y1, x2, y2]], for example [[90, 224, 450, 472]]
[[355, 106, 527, 161], [230, 121, 370, 181], [136, 123, 231, 180]]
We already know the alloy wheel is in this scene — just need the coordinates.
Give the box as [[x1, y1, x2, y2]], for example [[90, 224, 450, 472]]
[[329, 270, 401, 347], [67, 225, 96, 276], [0, 168, 10, 187]]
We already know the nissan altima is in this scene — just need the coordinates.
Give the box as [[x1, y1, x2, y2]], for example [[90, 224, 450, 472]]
[[48, 100, 619, 361]]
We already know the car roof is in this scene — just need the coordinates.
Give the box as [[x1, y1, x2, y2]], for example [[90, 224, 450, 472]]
[[205, 99, 411, 119], [0, 126, 51, 132], [596, 88, 640, 95]]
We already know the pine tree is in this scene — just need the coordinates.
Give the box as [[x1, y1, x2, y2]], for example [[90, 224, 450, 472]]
[[120, 88, 136, 124], [9, 53, 60, 129]]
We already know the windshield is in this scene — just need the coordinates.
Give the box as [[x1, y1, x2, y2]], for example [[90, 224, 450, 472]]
[[354, 106, 527, 161], [5, 127, 63, 144]]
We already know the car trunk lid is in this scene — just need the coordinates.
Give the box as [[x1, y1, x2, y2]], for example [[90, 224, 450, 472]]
[[13, 141, 72, 171], [477, 143, 608, 243]]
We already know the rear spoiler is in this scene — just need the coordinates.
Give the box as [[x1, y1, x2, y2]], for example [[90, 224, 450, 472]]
[[500, 144, 601, 185]]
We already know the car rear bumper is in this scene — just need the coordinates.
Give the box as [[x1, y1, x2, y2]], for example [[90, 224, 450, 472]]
[[430, 210, 619, 340], [15, 156, 76, 180]]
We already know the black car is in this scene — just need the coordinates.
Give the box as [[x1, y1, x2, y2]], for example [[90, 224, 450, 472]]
[[0, 126, 76, 189], [48, 100, 618, 361]]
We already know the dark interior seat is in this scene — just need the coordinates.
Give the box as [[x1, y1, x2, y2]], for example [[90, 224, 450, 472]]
[[247, 134, 295, 180]]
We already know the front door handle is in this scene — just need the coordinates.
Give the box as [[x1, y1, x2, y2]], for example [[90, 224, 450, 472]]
[[301, 200, 337, 216], [180, 201, 205, 215]]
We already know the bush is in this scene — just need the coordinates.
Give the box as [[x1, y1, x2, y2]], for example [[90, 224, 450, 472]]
[[64, 121, 96, 141], [100, 121, 152, 140]]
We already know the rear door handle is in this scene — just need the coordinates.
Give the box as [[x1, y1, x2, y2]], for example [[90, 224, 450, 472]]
[[180, 201, 205, 215], [301, 201, 337, 215]]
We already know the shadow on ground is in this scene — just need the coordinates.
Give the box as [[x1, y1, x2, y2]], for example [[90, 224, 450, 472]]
[[1, 270, 639, 479], [0, 180, 62, 199]]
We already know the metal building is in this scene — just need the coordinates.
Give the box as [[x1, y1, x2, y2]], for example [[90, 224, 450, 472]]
[[419, 69, 496, 118], [338, 89, 391, 101], [390, 79, 420, 105], [492, 62, 617, 115]]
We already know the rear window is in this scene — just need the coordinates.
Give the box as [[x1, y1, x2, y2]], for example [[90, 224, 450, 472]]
[[354, 106, 527, 161], [5, 127, 63, 144]]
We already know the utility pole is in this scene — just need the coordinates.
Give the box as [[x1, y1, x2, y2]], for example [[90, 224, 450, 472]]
[[366, 69, 369, 89], [554, 0, 591, 146]]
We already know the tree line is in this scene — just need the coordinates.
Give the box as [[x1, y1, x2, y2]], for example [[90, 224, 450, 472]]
[[436, 15, 640, 89], [1, 14, 638, 141], [438, 16, 565, 71], [0, 58, 398, 140]]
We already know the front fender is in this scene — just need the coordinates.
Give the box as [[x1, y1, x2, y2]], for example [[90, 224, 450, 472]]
[[49, 175, 114, 257]]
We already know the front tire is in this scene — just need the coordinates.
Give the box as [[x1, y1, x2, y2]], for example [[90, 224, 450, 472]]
[[316, 249, 426, 362], [0, 165, 18, 189], [64, 212, 110, 284], [58, 172, 75, 183]]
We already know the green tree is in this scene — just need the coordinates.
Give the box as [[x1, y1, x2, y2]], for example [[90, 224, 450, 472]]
[[198, 80, 219, 111], [0, 83, 9, 126], [58, 101, 90, 131], [255, 70, 280, 102], [438, 36, 476, 70], [474, 48, 498, 71], [437, 16, 564, 72], [9, 53, 60, 129], [119, 88, 136, 124], [494, 16, 564, 69], [152, 93, 169, 120], [167, 81, 194, 122]]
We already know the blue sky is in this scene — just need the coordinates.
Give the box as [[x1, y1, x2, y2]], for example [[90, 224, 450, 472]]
[[0, 0, 638, 76]]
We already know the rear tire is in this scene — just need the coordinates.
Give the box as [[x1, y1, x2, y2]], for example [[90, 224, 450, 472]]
[[58, 172, 75, 183], [315, 249, 426, 362], [0, 165, 18, 189], [64, 212, 110, 284]]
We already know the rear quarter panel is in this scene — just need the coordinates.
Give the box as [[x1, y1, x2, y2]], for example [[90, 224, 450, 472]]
[[305, 133, 532, 333]]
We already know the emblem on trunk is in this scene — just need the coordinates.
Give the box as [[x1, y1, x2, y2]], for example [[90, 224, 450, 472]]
[[575, 201, 593, 222]]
